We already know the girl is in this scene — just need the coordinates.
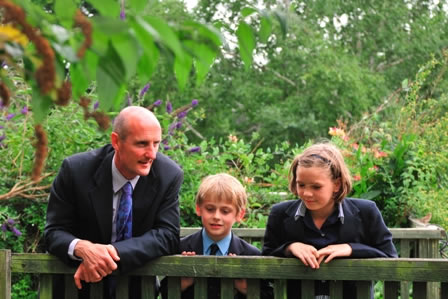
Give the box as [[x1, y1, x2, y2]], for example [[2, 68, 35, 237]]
[[262, 142, 397, 298]]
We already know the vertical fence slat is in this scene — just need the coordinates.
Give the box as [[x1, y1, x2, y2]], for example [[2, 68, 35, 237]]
[[400, 239, 411, 299], [194, 278, 207, 299], [90, 281, 103, 299], [356, 281, 373, 299], [141, 276, 156, 299], [39, 274, 53, 299], [221, 278, 234, 299], [0, 250, 11, 299], [247, 278, 260, 299], [384, 281, 399, 299], [413, 281, 427, 299], [167, 277, 180, 299], [441, 282, 448, 299], [64, 274, 78, 299], [329, 280, 343, 299], [273, 279, 287, 299], [116, 276, 128, 299], [301, 280, 314, 299]]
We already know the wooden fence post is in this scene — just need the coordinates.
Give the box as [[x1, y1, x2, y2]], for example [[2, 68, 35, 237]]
[[0, 249, 11, 299]]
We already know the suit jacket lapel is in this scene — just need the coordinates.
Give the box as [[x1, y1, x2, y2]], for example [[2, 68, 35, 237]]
[[132, 170, 158, 229], [339, 200, 361, 242], [284, 201, 305, 242], [90, 151, 114, 243]]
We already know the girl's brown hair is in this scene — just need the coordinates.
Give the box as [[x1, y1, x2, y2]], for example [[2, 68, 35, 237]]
[[288, 142, 352, 203]]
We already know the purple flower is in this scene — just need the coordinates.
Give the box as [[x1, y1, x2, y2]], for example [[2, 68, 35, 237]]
[[6, 113, 15, 121], [139, 83, 150, 98], [21, 106, 28, 115], [162, 139, 168, 145], [175, 121, 182, 129], [191, 99, 199, 107], [1, 223, 7, 232], [120, 8, 126, 20], [11, 227, 22, 237], [177, 111, 187, 119], [153, 99, 162, 107], [164, 145, 171, 151], [188, 146, 201, 153], [0, 125, 3, 129], [0, 134, 5, 142], [1, 61, 6, 68], [166, 101, 172, 114], [6, 218, 14, 225], [93, 101, 99, 110], [126, 95, 132, 106]]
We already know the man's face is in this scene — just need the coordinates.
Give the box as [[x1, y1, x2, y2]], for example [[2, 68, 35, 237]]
[[112, 118, 161, 180]]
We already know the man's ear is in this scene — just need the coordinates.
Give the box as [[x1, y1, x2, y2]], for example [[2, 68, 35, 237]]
[[111, 132, 119, 150], [195, 204, 201, 217], [236, 209, 246, 222]]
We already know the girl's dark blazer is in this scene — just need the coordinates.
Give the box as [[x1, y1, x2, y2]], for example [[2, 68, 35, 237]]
[[262, 198, 397, 299]]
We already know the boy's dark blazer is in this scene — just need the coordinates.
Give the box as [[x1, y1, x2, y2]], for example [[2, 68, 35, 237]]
[[44, 144, 183, 298], [162, 229, 266, 299], [262, 198, 397, 299]]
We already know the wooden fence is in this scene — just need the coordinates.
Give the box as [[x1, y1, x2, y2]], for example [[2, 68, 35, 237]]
[[0, 227, 445, 299]]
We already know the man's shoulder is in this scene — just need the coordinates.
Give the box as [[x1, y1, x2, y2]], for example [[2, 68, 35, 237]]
[[153, 152, 183, 175], [62, 145, 113, 172]]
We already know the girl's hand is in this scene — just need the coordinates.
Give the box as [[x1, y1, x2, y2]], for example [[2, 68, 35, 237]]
[[286, 242, 320, 269], [317, 244, 352, 264]]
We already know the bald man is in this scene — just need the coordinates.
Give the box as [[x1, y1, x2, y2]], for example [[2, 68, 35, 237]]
[[45, 106, 183, 298]]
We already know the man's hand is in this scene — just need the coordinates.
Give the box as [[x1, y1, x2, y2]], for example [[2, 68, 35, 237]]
[[73, 240, 120, 289], [286, 242, 320, 269], [317, 243, 352, 264]]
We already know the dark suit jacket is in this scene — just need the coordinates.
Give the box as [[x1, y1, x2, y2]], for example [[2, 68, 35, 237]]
[[162, 229, 264, 299], [262, 198, 397, 298], [44, 144, 183, 298]]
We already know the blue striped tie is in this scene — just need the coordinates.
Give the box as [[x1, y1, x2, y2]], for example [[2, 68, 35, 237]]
[[116, 182, 132, 241]]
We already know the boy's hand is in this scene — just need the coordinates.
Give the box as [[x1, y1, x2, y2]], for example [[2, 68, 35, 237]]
[[286, 242, 320, 269], [180, 251, 196, 291], [229, 253, 247, 294], [317, 244, 352, 264]]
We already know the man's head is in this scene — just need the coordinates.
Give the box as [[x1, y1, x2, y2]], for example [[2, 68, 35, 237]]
[[111, 106, 161, 180], [195, 173, 247, 242]]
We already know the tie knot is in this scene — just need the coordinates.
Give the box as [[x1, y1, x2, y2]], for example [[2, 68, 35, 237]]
[[122, 182, 133, 195], [209, 243, 219, 256]]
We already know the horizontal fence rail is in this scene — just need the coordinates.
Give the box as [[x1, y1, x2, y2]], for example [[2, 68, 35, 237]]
[[1, 250, 448, 299]]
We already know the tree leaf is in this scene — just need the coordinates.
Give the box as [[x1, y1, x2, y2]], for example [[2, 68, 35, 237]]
[[31, 88, 52, 123], [273, 9, 287, 37], [89, 0, 120, 18], [96, 44, 126, 111], [259, 14, 272, 44], [241, 7, 257, 17], [92, 16, 129, 35], [183, 41, 216, 85], [129, 0, 148, 14], [54, 0, 77, 27], [174, 55, 193, 91], [143, 16, 183, 60], [70, 63, 90, 100], [111, 34, 140, 80], [236, 22, 255, 70]]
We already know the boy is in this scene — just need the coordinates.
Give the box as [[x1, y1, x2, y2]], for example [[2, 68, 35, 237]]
[[165, 173, 261, 299]]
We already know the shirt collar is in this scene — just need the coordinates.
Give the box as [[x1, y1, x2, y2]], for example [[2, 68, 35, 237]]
[[112, 154, 140, 193], [294, 200, 345, 224], [202, 228, 232, 256]]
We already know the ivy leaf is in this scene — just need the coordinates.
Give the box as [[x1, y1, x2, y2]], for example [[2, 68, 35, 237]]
[[236, 22, 255, 70]]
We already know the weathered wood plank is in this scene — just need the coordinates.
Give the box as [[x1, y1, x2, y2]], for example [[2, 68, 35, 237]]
[[116, 276, 128, 299], [180, 227, 445, 240], [194, 277, 207, 299], [301, 280, 314, 299], [356, 281, 373, 298], [329, 280, 343, 299], [221, 278, 233, 299], [64, 274, 78, 299], [441, 282, 448, 299], [0, 250, 11, 299], [413, 281, 427, 299], [39, 274, 52, 299], [141, 276, 156, 299], [273, 279, 287, 299], [167, 276, 180, 299], [247, 278, 260, 299], [384, 281, 399, 299]]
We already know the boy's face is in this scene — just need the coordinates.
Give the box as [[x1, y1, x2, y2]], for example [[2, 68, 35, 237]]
[[196, 198, 245, 242]]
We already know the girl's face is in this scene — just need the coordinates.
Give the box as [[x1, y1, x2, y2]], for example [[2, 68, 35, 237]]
[[296, 166, 341, 218]]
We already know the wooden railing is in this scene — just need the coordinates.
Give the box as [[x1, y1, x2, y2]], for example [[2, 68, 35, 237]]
[[1, 250, 447, 299], [0, 227, 445, 299]]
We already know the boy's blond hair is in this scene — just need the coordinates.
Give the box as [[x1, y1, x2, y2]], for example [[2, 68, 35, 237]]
[[195, 173, 247, 214]]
